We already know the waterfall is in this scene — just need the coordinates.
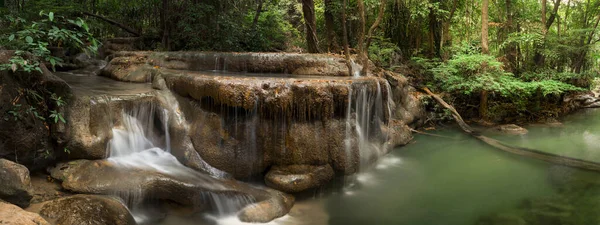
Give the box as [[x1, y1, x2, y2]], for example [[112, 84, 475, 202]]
[[350, 60, 362, 77], [345, 79, 391, 172], [105, 103, 256, 223]]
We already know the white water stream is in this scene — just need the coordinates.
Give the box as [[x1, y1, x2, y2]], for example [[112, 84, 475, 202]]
[[105, 104, 256, 224]]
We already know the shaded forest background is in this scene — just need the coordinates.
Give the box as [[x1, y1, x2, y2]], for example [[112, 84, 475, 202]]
[[2, 0, 600, 122]]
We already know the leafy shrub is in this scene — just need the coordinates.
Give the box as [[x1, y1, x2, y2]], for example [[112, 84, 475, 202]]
[[0, 11, 99, 72], [414, 42, 586, 121]]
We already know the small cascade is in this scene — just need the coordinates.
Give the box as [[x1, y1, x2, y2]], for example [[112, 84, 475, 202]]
[[345, 80, 392, 172], [350, 60, 363, 77], [106, 103, 257, 223]]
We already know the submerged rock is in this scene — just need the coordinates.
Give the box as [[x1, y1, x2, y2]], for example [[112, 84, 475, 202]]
[[0, 159, 34, 208], [494, 124, 528, 135], [265, 165, 334, 193], [0, 201, 50, 225], [38, 195, 136, 225], [49, 159, 293, 222]]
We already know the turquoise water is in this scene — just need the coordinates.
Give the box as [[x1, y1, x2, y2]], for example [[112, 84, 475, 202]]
[[320, 130, 556, 225], [161, 109, 600, 225]]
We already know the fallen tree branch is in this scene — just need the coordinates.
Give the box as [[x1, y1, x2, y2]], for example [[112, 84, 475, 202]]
[[82, 12, 140, 37], [422, 87, 600, 172]]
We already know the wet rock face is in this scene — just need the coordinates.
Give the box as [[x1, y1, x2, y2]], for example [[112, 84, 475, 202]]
[[85, 51, 424, 191], [61, 95, 157, 160], [384, 71, 425, 127], [102, 51, 353, 79], [265, 165, 334, 193], [0, 156, 34, 208], [38, 195, 136, 225], [0, 201, 50, 225], [48, 159, 294, 222]]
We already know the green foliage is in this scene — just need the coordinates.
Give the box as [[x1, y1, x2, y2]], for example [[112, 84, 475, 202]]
[[368, 38, 400, 68], [49, 110, 65, 124], [0, 11, 99, 72], [415, 42, 586, 120]]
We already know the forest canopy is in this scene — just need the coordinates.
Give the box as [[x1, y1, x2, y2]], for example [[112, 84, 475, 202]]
[[1, 0, 600, 122]]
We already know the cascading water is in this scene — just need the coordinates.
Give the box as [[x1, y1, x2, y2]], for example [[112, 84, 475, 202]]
[[343, 78, 393, 191], [106, 103, 257, 223], [345, 80, 391, 170]]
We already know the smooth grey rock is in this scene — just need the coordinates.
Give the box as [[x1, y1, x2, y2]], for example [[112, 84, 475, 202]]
[[39, 195, 136, 225], [265, 164, 334, 193], [0, 159, 34, 207]]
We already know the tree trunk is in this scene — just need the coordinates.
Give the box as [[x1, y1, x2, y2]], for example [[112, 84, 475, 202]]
[[480, 0, 489, 119], [574, 14, 600, 73], [324, 0, 340, 53], [251, 0, 264, 32], [481, 0, 489, 54], [342, 0, 353, 76], [428, 0, 442, 58], [357, 0, 367, 75], [362, 0, 386, 75], [161, 0, 170, 50], [504, 0, 518, 73], [302, 0, 320, 53], [542, 0, 547, 35], [535, 0, 560, 66], [441, 0, 459, 60], [479, 90, 488, 120]]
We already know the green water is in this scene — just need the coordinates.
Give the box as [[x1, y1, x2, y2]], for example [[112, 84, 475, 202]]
[[160, 109, 600, 225], [305, 109, 600, 225]]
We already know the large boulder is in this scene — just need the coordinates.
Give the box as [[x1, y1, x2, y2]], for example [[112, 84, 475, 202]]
[[265, 165, 334, 193], [38, 195, 136, 225], [237, 189, 294, 223], [0, 159, 34, 207], [0, 201, 50, 225], [49, 159, 293, 222]]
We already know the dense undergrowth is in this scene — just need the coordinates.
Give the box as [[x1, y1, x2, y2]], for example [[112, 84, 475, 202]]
[[411, 43, 593, 124]]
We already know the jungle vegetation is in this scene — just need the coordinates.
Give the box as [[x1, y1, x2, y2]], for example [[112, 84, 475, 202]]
[[1, 0, 600, 122]]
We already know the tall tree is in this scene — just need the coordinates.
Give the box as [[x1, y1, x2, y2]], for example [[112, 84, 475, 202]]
[[441, 0, 459, 60], [341, 0, 353, 76], [480, 0, 489, 119], [535, 0, 560, 66], [251, 0, 264, 32], [542, 0, 547, 35], [302, 0, 320, 53], [427, 0, 442, 58], [362, 0, 386, 75], [324, 0, 340, 53], [161, 0, 170, 50], [503, 0, 519, 73], [357, 0, 367, 75], [481, 0, 489, 54]]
